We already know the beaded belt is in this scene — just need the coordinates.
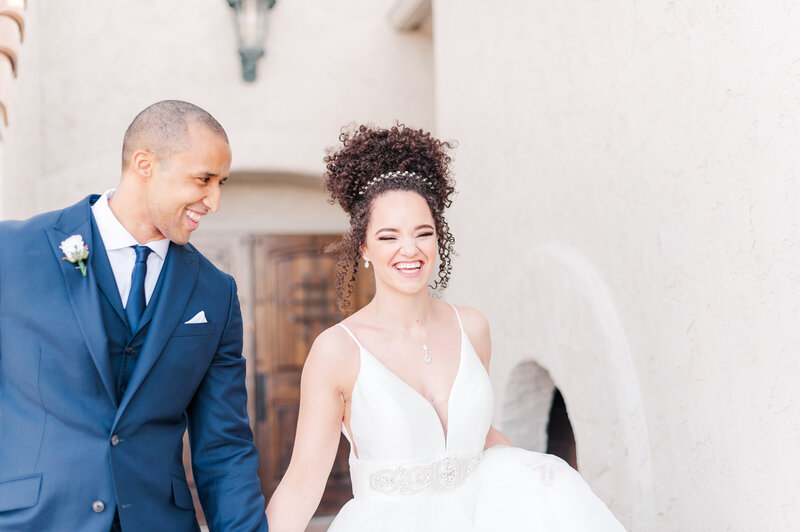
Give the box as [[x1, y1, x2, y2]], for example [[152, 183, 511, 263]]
[[368, 453, 482, 494]]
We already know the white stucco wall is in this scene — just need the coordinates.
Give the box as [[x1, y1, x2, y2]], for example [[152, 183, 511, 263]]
[[0, 0, 434, 225], [201, 180, 347, 234], [434, 1, 800, 530]]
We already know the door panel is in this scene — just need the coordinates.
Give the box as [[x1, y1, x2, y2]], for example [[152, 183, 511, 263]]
[[254, 235, 373, 516]]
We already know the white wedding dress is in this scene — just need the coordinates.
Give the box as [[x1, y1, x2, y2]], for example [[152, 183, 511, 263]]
[[328, 306, 625, 531]]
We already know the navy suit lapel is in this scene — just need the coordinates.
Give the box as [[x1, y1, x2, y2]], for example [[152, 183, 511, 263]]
[[45, 195, 116, 407], [114, 243, 199, 422], [89, 214, 127, 325]]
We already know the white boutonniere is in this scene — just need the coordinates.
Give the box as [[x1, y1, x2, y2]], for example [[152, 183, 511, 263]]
[[60, 235, 89, 277]]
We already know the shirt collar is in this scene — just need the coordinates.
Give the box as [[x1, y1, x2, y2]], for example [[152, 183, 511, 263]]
[[92, 189, 170, 260]]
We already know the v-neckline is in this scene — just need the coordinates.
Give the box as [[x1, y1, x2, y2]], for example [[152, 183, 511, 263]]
[[356, 328, 464, 450]]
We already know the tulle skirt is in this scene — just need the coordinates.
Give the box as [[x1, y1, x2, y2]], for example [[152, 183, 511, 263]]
[[328, 446, 625, 532]]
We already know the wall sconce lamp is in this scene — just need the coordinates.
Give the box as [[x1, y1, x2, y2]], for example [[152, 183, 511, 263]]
[[227, 0, 276, 82]]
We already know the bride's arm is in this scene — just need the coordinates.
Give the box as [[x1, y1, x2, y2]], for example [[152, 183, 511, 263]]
[[455, 304, 515, 450], [265, 330, 355, 532]]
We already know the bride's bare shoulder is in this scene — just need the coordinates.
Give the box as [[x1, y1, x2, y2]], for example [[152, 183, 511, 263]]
[[303, 322, 361, 386], [448, 303, 492, 366], [313, 322, 358, 351], [448, 303, 489, 335], [309, 323, 360, 360]]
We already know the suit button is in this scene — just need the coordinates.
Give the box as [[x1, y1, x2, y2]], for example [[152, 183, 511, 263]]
[[125, 346, 135, 354], [110, 434, 120, 446], [92, 500, 105, 513]]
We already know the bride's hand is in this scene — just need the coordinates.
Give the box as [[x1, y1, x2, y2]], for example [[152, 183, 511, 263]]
[[484, 425, 513, 449]]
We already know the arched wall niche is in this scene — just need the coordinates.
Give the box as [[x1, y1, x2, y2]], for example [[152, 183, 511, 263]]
[[501, 360, 555, 453], [491, 243, 655, 530]]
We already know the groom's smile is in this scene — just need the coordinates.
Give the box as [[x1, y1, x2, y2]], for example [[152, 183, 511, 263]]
[[184, 207, 206, 233]]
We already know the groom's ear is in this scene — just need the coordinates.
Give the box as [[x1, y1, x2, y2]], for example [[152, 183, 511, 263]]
[[131, 149, 154, 178]]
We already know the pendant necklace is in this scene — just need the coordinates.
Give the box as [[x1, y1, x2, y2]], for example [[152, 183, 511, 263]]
[[422, 343, 432, 364]]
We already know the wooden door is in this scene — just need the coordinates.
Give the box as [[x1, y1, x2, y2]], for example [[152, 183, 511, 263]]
[[253, 234, 373, 515]]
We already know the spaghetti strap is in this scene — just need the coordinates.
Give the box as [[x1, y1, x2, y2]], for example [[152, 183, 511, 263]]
[[337, 323, 365, 350], [449, 303, 464, 331]]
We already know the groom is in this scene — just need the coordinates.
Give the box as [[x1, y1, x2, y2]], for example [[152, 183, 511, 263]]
[[0, 101, 268, 531]]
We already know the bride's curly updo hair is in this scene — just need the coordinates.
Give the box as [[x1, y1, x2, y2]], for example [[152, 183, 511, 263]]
[[324, 123, 456, 312]]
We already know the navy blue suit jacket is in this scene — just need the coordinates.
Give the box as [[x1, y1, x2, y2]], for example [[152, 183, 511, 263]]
[[0, 196, 268, 531]]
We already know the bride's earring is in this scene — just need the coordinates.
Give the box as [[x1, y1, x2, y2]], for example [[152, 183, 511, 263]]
[[364, 259, 370, 269]]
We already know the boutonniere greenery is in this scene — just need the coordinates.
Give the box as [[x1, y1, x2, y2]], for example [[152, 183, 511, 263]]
[[60, 235, 89, 277]]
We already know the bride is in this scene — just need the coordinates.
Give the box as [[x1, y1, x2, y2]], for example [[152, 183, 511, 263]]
[[265, 124, 625, 531]]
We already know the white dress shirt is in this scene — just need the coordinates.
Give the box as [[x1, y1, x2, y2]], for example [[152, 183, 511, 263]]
[[91, 189, 170, 307]]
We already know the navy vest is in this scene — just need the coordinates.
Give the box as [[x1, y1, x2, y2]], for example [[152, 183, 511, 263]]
[[90, 217, 166, 402]]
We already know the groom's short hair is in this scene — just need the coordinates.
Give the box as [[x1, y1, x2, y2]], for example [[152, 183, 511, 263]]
[[121, 100, 229, 169]]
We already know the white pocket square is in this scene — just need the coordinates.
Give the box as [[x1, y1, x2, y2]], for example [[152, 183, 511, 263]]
[[185, 311, 207, 324]]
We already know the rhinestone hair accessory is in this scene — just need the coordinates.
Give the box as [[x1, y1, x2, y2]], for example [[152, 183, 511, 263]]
[[357, 170, 434, 196]]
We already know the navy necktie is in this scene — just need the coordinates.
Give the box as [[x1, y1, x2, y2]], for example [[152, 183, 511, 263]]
[[126, 245, 152, 332]]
